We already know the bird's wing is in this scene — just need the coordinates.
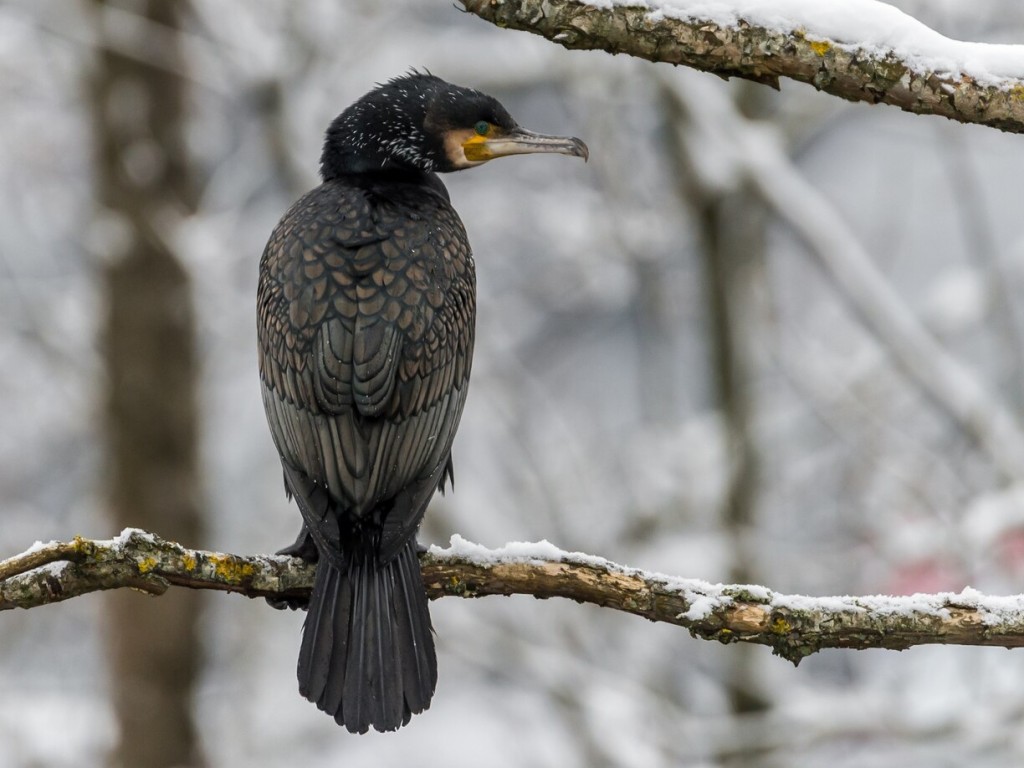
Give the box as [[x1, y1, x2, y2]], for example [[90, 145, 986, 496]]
[[258, 181, 474, 557]]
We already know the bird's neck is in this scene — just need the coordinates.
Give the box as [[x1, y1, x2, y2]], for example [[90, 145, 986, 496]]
[[329, 167, 451, 203], [321, 147, 425, 179]]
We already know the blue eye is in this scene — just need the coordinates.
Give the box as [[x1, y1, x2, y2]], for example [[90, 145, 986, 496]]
[[474, 121, 490, 136]]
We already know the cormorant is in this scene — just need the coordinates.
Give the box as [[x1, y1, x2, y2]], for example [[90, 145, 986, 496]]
[[257, 72, 587, 734]]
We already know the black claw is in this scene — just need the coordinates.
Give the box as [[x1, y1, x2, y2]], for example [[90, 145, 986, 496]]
[[276, 525, 320, 562], [266, 525, 319, 611], [266, 593, 311, 611]]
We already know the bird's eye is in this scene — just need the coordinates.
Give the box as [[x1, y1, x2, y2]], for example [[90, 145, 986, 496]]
[[473, 121, 490, 136]]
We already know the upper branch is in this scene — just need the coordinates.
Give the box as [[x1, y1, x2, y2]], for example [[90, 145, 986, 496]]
[[4, 529, 1024, 664], [459, 0, 1024, 134]]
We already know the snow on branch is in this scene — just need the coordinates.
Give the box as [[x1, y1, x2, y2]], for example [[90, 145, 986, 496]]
[[5, 529, 1024, 663], [459, 0, 1024, 134]]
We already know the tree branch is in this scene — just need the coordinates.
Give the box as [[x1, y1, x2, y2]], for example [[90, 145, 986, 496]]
[[4, 529, 1024, 664], [458, 0, 1024, 134]]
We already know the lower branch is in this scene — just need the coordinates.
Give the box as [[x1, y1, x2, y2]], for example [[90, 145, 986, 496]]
[[3, 529, 1023, 663]]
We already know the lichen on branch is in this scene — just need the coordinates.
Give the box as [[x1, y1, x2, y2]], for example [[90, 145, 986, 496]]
[[457, 0, 1024, 135], [4, 529, 1024, 664]]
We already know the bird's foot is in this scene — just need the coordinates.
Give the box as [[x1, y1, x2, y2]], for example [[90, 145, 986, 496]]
[[266, 592, 312, 611], [267, 526, 319, 611], [276, 525, 320, 561]]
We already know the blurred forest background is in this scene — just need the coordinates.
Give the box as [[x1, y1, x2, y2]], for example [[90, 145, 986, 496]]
[[5, 0, 1024, 766]]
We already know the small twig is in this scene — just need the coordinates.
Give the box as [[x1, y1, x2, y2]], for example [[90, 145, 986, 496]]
[[4, 530, 1024, 664]]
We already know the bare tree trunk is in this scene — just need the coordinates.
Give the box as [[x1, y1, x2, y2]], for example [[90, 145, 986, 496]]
[[662, 78, 772, 764], [88, 1, 204, 765]]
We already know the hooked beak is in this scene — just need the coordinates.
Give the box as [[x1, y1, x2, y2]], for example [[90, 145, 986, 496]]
[[465, 127, 589, 163]]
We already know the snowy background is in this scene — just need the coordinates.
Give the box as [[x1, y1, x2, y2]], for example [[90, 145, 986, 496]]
[[4, 0, 1024, 766]]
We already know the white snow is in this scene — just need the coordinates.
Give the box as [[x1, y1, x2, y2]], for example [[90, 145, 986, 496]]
[[111, 527, 158, 548], [21, 539, 56, 556], [434, 534, 568, 564], [772, 587, 1024, 623], [680, 594, 728, 620], [432, 533, 621, 569], [31, 561, 69, 579], [593, 0, 1024, 86]]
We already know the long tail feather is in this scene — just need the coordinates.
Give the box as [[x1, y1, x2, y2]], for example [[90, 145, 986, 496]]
[[297, 539, 437, 734]]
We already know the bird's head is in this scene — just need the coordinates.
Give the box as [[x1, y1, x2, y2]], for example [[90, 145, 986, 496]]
[[320, 72, 588, 179]]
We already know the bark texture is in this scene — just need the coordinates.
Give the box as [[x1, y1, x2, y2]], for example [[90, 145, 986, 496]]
[[459, 0, 1024, 134], [5, 531, 1024, 664]]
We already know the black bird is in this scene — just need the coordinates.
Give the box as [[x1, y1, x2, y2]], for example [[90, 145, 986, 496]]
[[257, 72, 587, 734]]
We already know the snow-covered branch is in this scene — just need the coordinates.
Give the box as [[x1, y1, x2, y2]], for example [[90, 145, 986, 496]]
[[459, 0, 1024, 134], [5, 529, 1024, 663]]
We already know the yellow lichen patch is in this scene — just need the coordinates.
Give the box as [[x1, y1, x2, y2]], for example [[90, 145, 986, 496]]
[[210, 554, 255, 582], [1011, 84, 1024, 101], [137, 556, 158, 574], [72, 535, 94, 558], [181, 553, 197, 571], [809, 39, 831, 57], [771, 616, 792, 634]]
